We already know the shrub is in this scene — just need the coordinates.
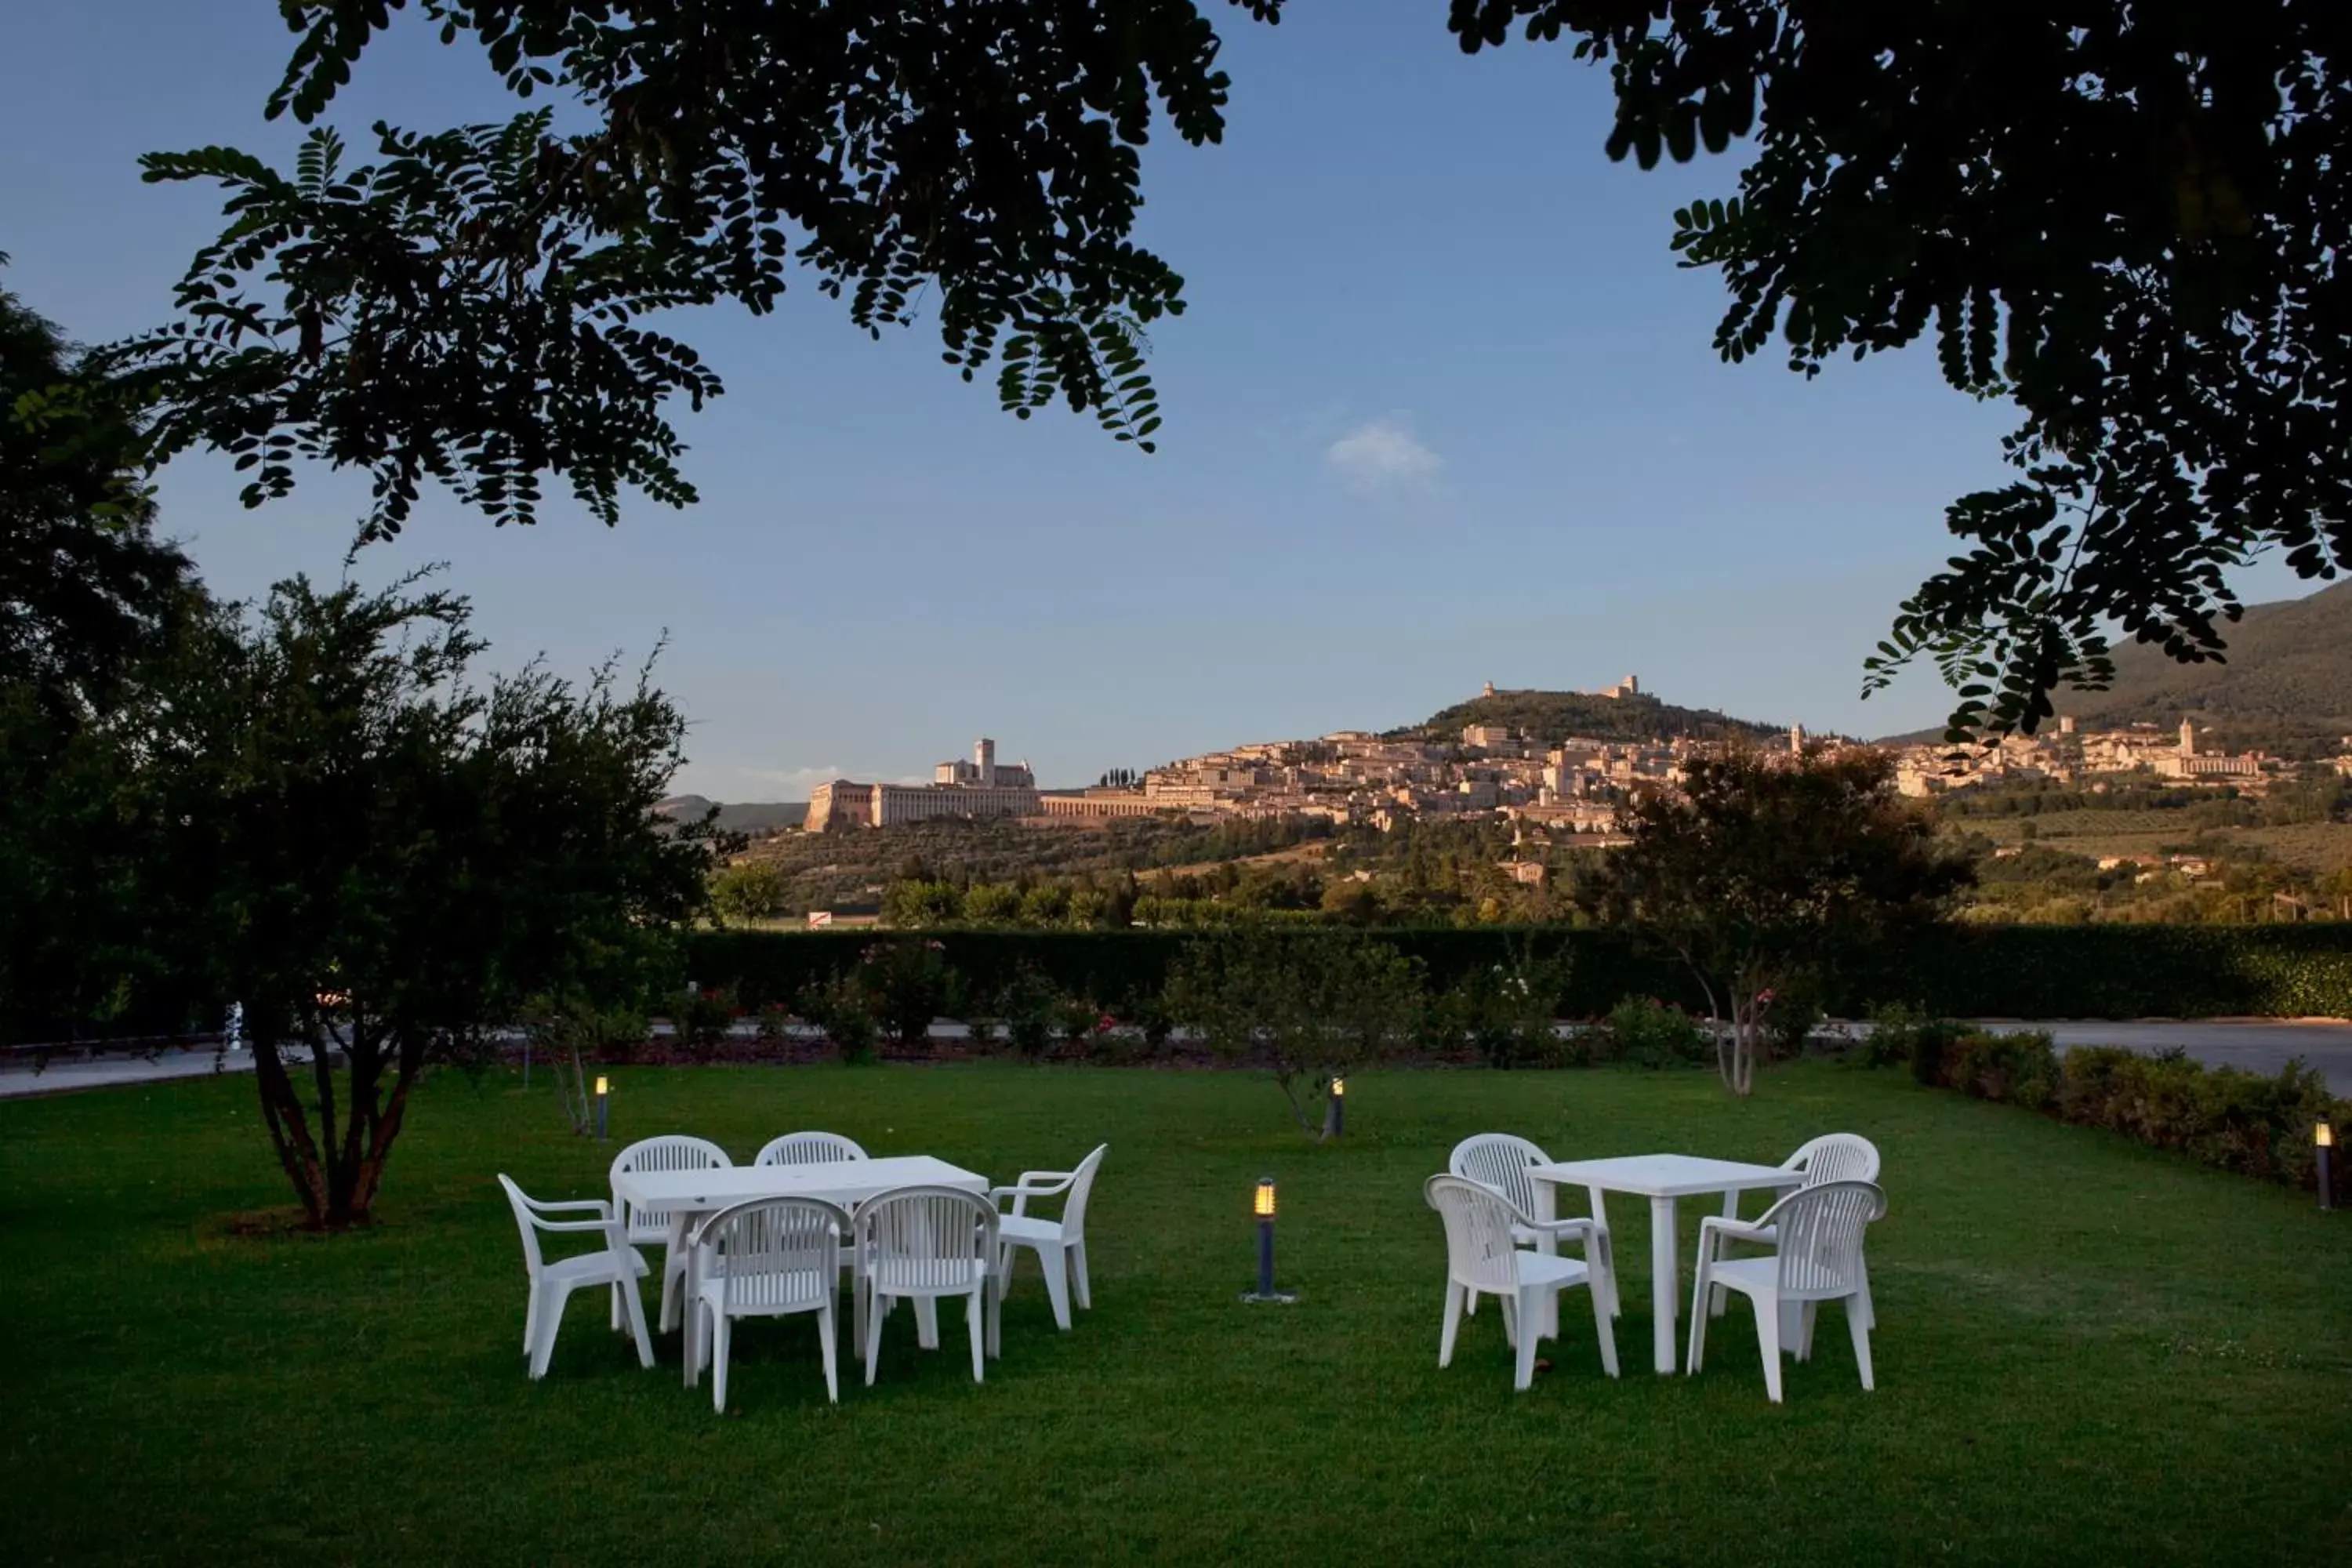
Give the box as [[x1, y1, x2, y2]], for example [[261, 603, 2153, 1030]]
[[854, 937, 960, 1047], [1861, 1000, 1967, 1074], [797, 974, 877, 1064], [521, 998, 648, 1135], [1940, 1029, 2060, 1109], [1166, 929, 1425, 1139], [1903, 1033, 2345, 1190], [677, 985, 739, 1050], [1051, 992, 1109, 1055], [1433, 937, 1573, 1068], [1605, 996, 1711, 1071], [992, 965, 1059, 1062], [1759, 974, 1828, 1062]]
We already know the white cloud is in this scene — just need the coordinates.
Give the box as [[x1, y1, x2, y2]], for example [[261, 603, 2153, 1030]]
[[1324, 415, 1443, 498], [742, 765, 847, 793]]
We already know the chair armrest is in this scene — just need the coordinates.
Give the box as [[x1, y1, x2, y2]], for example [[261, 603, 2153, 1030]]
[[1696, 1215, 1774, 1253], [533, 1215, 622, 1235], [989, 1174, 1076, 1200], [1521, 1215, 1597, 1244], [989, 1171, 1077, 1216], [522, 1194, 615, 1216]]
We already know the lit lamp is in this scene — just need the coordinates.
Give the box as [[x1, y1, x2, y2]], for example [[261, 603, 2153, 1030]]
[[1241, 1178, 1295, 1304], [595, 1076, 611, 1142], [2319, 1120, 2336, 1212], [1325, 1076, 1346, 1140]]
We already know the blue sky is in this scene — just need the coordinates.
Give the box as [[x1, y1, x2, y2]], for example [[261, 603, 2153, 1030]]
[[2, 2, 2307, 797]]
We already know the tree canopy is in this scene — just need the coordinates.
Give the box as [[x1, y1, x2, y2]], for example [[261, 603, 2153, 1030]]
[[153, 575, 720, 1225], [114, 0, 1282, 540], [2, 283, 198, 720], [2, 285, 208, 1044], [1582, 745, 1973, 1094], [112, 2, 2352, 731], [1450, 1, 2352, 735]]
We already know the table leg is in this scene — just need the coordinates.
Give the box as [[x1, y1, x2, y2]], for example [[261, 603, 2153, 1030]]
[[1650, 1195, 1679, 1375], [681, 1225, 702, 1388], [1530, 1178, 1559, 1341], [661, 1214, 690, 1333]]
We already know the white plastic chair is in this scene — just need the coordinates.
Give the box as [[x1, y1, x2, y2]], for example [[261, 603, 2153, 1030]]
[[690, 1196, 851, 1410], [1448, 1134, 1618, 1319], [1711, 1133, 1882, 1323], [754, 1131, 869, 1167], [990, 1144, 1106, 1330], [1687, 1178, 1886, 1403], [496, 1174, 655, 1381], [1424, 1174, 1620, 1392], [855, 1185, 1000, 1385], [610, 1134, 732, 1334]]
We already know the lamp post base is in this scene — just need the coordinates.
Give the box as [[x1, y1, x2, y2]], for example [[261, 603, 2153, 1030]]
[[1239, 1290, 1298, 1305]]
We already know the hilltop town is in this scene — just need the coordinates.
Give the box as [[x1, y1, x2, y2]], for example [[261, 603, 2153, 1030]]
[[798, 678, 2352, 844]]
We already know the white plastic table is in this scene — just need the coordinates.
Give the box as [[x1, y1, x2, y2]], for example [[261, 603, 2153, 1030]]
[[612, 1155, 990, 1353], [1529, 1153, 1802, 1375]]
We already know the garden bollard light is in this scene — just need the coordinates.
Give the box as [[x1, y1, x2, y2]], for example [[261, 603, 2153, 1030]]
[[1241, 1178, 1295, 1303], [2320, 1120, 2336, 1212], [1325, 1077, 1345, 1140], [595, 1076, 610, 1142]]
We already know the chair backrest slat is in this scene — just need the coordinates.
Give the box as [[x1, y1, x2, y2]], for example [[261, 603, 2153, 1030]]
[[610, 1135, 732, 1243], [702, 1197, 848, 1313], [754, 1131, 869, 1167], [1784, 1133, 1881, 1188], [1753, 1178, 1886, 1294], [496, 1174, 546, 1277], [1425, 1174, 1527, 1294], [856, 1185, 996, 1295], [1448, 1133, 1551, 1218], [1060, 1145, 1109, 1239]]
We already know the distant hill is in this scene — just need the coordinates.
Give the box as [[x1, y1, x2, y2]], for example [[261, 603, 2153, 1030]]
[[658, 795, 808, 835], [1399, 688, 1784, 746], [2063, 579, 2352, 753], [1879, 579, 2352, 753]]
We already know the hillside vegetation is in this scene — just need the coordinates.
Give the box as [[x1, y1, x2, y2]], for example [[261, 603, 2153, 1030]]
[[1402, 688, 1781, 745], [2061, 579, 2352, 753], [733, 814, 1338, 915]]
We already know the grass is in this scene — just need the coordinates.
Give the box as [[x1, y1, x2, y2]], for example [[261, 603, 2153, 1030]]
[[4, 1061, 2349, 1565]]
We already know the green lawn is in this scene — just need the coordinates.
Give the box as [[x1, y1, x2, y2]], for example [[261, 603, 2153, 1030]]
[[4, 1061, 2348, 1565]]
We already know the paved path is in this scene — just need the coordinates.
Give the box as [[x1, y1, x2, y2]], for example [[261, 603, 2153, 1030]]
[[1969, 1018, 2352, 1096], [0, 1047, 254, 1100]]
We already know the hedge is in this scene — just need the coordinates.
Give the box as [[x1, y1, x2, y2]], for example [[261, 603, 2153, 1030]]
[[680, 924, 2352, 1022], [1905, 1027, 2347, 1193], [19, 920, 2350, 1048]]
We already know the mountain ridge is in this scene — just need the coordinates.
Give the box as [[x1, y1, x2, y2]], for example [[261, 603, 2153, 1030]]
[[1877, 579, 2352, 752]]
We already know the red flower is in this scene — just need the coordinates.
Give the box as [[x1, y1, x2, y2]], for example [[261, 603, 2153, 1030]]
[[1756, 988, 1777, 1005], [1095, 1014, 1117, 1034]]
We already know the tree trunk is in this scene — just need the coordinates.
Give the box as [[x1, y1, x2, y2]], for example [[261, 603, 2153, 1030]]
[[1728, 996, 1757, 1098], [564, 1042, 591, 1133], [1680, 957, 1734, 1091], [1273, 1067, 1328, 1140], [249, 1028, 331, 1228], [343, 1028, 427, 1221], [246, 1012, 417, 1230]]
